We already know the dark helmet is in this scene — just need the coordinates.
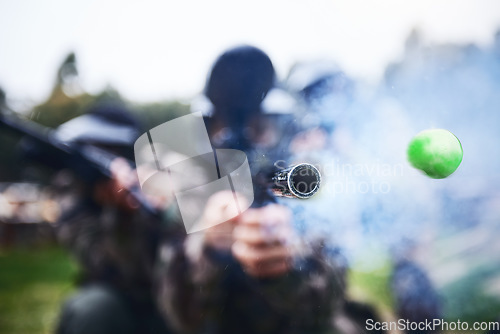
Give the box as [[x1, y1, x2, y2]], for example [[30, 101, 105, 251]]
[[205, 45, 275, 115], [54, 102, 142, 160]]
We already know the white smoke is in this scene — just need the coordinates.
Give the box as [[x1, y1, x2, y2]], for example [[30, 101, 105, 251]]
[[286, 32, 500, 278]]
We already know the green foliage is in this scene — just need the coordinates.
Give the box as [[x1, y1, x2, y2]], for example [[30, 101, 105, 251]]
[[132, 100, 190, 131], [27, 52, 190, 130], [1, 50, 191, 183], [29, 92, 93, 128]]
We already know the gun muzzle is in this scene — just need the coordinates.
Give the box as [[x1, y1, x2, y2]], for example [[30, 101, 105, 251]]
[[270, 163, 321, 199]]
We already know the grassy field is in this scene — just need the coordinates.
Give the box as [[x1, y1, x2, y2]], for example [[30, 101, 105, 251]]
[[1, 245, 498, 334], [0, 247, 77, 334]]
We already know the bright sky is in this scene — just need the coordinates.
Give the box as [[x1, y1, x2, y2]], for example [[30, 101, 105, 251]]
[[1, 0, 500, 106]]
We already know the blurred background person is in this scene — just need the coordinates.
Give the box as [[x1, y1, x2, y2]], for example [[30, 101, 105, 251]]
[[286, 58, 441, 333], [50, 102, 173, 334]]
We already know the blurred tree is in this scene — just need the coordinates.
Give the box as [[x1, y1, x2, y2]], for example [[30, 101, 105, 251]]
[[30, 52, 93, 128], [133, 100, 190, 131], [29, 52, 190, 131], [2, 52, 190, 183]]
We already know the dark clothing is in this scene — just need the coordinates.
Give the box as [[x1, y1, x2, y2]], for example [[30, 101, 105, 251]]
[[53, 104, 172, 334], [156, 237, 346, 334], [56, 203, 172, 334], [57, 203, 160, 293], [56, 284, 170, 334]]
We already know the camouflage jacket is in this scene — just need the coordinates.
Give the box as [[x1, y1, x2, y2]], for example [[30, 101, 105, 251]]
[[56, 201, 162, 300], [155, 229, 346, 334]]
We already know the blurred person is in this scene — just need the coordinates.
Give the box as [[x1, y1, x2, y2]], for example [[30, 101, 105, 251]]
[[286, 60, 354, 139], [52, 102, 173, 334], [286, 60, 442, 333], [155, 46, 348, 334]]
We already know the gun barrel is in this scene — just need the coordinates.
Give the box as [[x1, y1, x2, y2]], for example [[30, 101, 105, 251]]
[[270, 163, 321, 199]]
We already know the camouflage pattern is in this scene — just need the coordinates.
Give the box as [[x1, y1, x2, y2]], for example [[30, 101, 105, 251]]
[[57, 202, 160, 295], [55, 199, 171, 334], [156, 232, 347, 334]]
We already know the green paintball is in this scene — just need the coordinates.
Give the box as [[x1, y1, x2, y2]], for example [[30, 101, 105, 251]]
[[407, 129, 463, 179]]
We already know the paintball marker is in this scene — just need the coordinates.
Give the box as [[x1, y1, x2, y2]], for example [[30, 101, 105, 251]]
[[0, 107, 160, 216], [214, 127, 321, 207]]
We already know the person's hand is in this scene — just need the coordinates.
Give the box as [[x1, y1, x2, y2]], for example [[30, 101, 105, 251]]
[[200, 191, 245, 251], [93, 157, 140, 211], [232, 204, 298, 278], [195, 192, 299, 278], [185, 191, 242, 266]]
